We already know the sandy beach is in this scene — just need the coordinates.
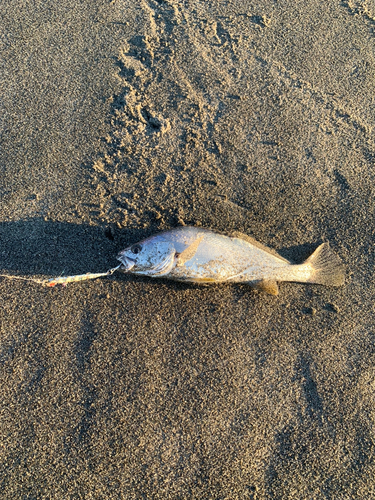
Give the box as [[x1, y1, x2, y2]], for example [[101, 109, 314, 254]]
[[1, 0, 375, 498]]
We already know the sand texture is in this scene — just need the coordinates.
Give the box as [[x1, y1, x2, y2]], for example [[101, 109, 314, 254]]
[[1, 0, 375, 498]]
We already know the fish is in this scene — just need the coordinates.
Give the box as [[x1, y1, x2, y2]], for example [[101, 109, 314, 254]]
[[117, 226, 345, 295]]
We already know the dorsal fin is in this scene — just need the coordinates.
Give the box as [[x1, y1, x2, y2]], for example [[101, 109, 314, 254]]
[[230, 231, 291, 264]]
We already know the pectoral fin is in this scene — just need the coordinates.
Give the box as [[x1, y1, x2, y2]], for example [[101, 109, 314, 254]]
[[177, 235, 204, 266], [249, 279, 279, 296]]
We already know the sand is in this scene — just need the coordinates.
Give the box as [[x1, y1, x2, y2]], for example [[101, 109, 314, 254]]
[[1, 0, 375, 498]]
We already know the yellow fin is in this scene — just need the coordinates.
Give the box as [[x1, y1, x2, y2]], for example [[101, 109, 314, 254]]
[[177, 235, 204, 266], [250, 279, 279, 295], [183, 277, 217, 283]]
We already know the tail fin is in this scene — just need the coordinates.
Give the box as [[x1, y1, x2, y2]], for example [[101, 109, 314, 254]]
[[304, 243, 345, 286]]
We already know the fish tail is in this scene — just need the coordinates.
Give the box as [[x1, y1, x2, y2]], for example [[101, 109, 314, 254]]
[[301, 242, 345, 286]]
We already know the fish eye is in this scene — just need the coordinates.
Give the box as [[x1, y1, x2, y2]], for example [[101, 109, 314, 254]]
[[131, 244, 142, 254]]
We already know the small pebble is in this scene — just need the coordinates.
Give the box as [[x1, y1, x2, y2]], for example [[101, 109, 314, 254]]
[[326, 303, 340, 313], [303, 307, 317, 315]]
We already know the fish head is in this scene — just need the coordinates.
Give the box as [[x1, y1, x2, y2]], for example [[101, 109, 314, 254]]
[[117, 235, 177, 276]]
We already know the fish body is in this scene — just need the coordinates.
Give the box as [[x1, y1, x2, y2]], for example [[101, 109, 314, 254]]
[[117, 227, 345, 295]]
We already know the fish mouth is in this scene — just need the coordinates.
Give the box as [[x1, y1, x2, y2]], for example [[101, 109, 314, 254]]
[[117, 252, 135, 272]]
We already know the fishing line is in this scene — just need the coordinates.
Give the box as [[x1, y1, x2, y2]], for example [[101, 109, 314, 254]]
[[0, 265, 122, 287]]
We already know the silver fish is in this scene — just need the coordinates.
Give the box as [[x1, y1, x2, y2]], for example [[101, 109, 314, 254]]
[[117, 227, 345, 295]]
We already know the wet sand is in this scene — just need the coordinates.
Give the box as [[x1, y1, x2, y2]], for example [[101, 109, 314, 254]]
[[1, 0, 375, 498]]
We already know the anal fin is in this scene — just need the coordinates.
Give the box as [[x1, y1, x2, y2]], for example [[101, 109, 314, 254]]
[[249, 279, 279, 296]]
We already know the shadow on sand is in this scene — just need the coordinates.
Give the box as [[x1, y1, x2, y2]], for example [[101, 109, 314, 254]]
[[0, 218, 142, 278]]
